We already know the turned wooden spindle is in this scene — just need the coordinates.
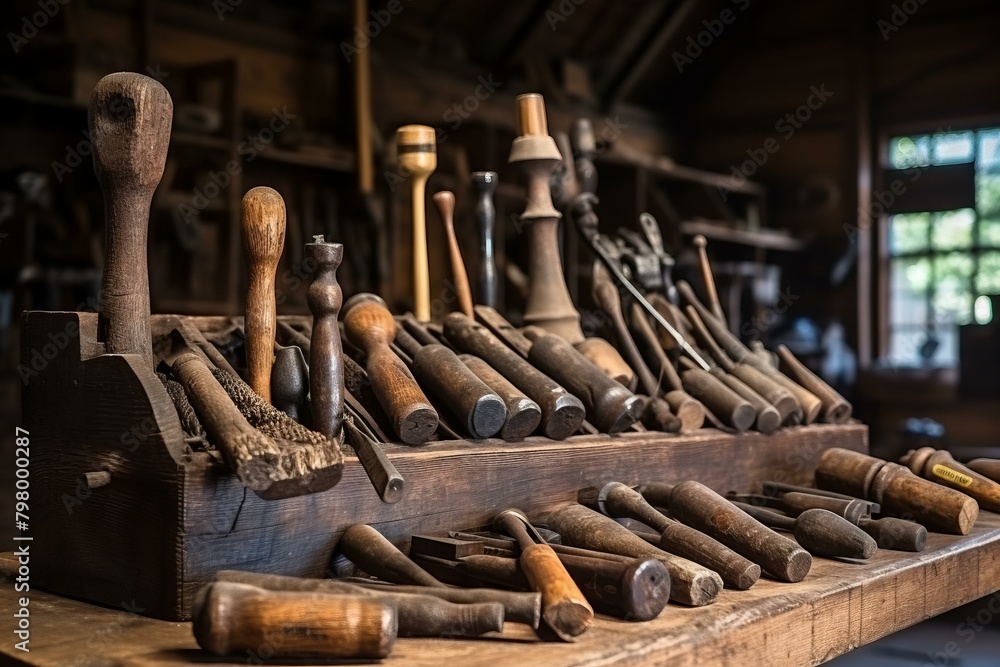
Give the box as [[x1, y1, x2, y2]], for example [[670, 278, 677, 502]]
[[510, 94, 584, 342], [397, 125, 437, 321], [306, 235, 345, 439], [343, 293, 438, 444], [241, 187, 286, 402], [494, 509, 593, 641], [692, 235, 726, 325], [901, 447, 1000, 513], [471, 171, 499, 308], [432, 191, 474, 317], [193, 581, 396, 659], [90, 72, 172, 368]]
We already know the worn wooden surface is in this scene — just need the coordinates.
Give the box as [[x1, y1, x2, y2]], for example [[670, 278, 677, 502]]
[[5, 510, 1000, 667]]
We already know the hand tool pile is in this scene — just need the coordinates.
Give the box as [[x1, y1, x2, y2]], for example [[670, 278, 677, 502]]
[[192, 444, 1000, 660]]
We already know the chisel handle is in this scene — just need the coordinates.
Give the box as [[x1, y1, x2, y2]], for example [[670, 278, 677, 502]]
[[339, 524, 445, 588], [90, 72, 172, 367], [343, 294, 438, 444], [193, 581, 395, 659], [306, 236, 345, 438], [242, 187, 286, 402]]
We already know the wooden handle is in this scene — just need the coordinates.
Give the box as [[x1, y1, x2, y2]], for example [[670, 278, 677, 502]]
[[729, 363, 801, 425], [592, 270, 659, 395], [681, 368, 755, 431], [306, 236, 345, 438], [593, 482, 760, 590], [459, 354, 541, 441], [471, 172, 499, 308], [343, 294, 438, 444], [526, 330, 642, 433], [779, 492, 868, 523], [397, 125, 436, 321], [731, 502, 876, 559], [443, 313, 585, 440], [710, 369, 781, 434], [216, 571, 502, 638], [90, 72, 172, 367], [433, 191, 474, 317], [411, 345, 505, 439], [902, 447, 1000, 513], [573, 337, 638, 390], [663, 390, 706, 431], [692, 235, 725, 325], [857, 517, 926, 552], [270, 345, 309, 422], [640, 396, 682, 433], [570, 118, 598, 194], [546, 503, 722, 607], [340, 524, 445, 587], [520, 544, 594, 640], [666, 481, 813, 583], [816, 448, 979, 535], [241, 187, 286, 402], [777, 344, 852, 424], [967, 458, 1000, 483], [193, 581, 396, 659]]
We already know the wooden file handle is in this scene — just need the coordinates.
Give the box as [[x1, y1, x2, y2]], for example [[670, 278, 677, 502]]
[[343, 293, 438, 444], [731, 503, 877, 560], [410, 345, 506, 439], [90, 72, 172, 367], [339, 524, 445, 588], [459, 354, 541, 441], [432, 191, 475, 317], [901, 447, 1000, 514], [586, 482, 760, 590], [242, 187, 286, 402], [193, 581, 396, 659], [692, 235, 725, 325], [471, 172, 499, 308], [306, 236, 345, 438], [397, 125, 436, 321]]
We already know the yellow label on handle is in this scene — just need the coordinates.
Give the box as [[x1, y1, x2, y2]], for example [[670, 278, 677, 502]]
[[931, 464, 974, 488]]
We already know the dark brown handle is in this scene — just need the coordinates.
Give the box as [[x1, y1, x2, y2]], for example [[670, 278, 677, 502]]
[[443, 313, 584, 440], [411, 345, 505, 439], [339, 524, 445, 588], [780, 492, 867, 523], [270, 345, 309, 422], [306, 236, 345, 438], [471, 172, 499, 308], [592, 271, 660, 396], [242, 187, 286, 402], [711, 369, 781, 434], [667, 481, 812, 583], [681, 368, 755, 431], [526, 330, 642, 433], [193, 581, 395, 659], [90, 72, 172, 367], [857, 517, 926, 552], [433, 191, 475, 318], [459, 354, 541, 441], [343, 294, 438, 444], [692, 235, 725, 325], [777, 344, 852, 424]]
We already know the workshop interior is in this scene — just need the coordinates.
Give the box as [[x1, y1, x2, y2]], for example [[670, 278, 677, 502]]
[[1, 0, 999, 665]]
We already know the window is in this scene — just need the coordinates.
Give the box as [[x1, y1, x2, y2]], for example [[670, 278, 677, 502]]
[[885, 128, 1000, 367]]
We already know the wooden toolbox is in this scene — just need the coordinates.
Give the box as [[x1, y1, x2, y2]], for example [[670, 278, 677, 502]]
[[23, 309, 867, 622]]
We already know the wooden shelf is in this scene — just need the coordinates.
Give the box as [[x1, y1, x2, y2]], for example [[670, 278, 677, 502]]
[[599, 149, 768, 197], [680, 219, 806, 252], [254, 144, 356, 172], [4, 507, 999, 666]]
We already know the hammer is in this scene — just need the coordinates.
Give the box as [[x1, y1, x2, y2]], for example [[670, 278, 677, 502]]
[[241, 187, 286, 402], [193, 581, 396, 659], [90, 72, 172, 368]]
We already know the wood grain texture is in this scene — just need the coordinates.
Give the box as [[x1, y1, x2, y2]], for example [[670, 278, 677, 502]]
[[397, 125, 436, 321], [90, 72, 172, 368], [241, 187, 286, 402], [432, 191, 475, 317], [902, 448, 1000, 513], [305, 238, 345, 439], [5, 512, 1000, 666]]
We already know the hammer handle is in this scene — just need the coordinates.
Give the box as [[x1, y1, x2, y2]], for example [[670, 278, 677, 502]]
[[193, 581, 395, 659]]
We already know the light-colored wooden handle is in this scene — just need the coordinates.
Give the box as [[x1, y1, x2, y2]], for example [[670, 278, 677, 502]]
[[343, 295, 438, 444], [397, 125, 436, 321], [242, 187, 286, 402], [433, 191, 475, 317], [90, 72, 172, 367], [520, 543, 593, 641], [193, 581, 396, 659]]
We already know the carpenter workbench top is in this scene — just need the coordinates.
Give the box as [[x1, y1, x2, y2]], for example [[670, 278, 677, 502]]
[[3, 510, 1000, 667]]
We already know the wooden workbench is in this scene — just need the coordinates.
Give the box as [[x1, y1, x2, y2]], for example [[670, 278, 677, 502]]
[[4, 510, 999, 667]]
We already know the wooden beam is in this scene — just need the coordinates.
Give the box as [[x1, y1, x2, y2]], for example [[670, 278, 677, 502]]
[[604, 0, 700, 108], [499, 0, 559, 70]]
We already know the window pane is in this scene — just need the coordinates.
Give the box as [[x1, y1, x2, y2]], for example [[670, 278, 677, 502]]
[[888, 328, 923, 367], [891, 256, 932, 292], [977, 172, 1000, 218], [931, 132, 975, 165], [931, 209, 975, 250], [977, 251, 1000, 293], [889, 135, 931, 169], [889, 289, 928, 326], [978, 129, 1000, 171], [889, 213, 930, 254], [981, 219, 1000, 247]]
